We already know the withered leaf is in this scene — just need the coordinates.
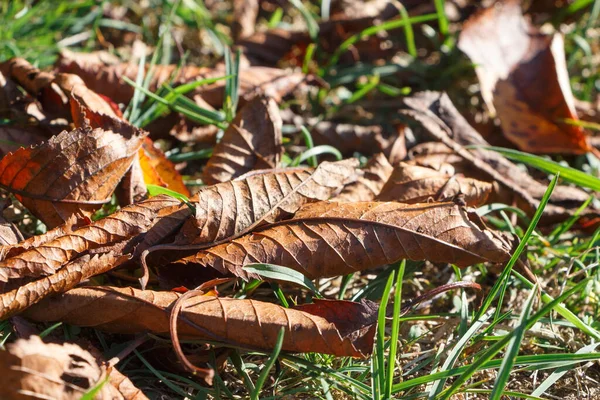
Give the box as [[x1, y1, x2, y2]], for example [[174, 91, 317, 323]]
[[173, 160, 358, 246], [57, 51, 309, 109], [139, 137, 190, 197], [401, 91, 594, 223], [0, 336, 124, 400], [232, 0, 258, 39], [0, 195, 180, 286], [0, 122, 145, 228], [458, 0, 590, 154], [377, 162, 493, 207], [335, 153, 393, 202], [203, 96, 283, 185], [173, 201, 512, 283], [24, 286, 378, 358]]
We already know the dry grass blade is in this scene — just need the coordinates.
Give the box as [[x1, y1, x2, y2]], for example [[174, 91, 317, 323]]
[[336, 153, 393, 202], [23, 286, 378, 358], [377, 162, 492, 206], [202, 96, 283, 185], [173, 201, 512, 282]]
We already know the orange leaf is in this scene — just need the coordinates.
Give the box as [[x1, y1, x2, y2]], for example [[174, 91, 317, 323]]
[[139, 138, 190, 197]]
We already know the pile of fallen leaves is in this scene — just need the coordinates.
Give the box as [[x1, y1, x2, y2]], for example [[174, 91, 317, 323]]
[[0, 0, 598, 398]]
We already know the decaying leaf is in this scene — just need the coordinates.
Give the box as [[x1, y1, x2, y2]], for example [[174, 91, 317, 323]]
[[0, 336, 123, 400], [173, 159, 358, 246], [0, 121, 145, 228], [23, 286, 378, 358], [377, 163, 493, 206], [335, 153, 393, 202], [458, 0, 590, 154], [0, 211, 23, 247], [232, 0, 258, 39], [401, 91, 594, 223], [202, 96, 283, 185], [0, 195, 180, 286], [171, 201, 512, 284], [139, 138, 190, 197], [57, 50, 310, 109]]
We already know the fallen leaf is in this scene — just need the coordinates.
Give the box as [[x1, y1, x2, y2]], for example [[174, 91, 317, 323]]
[[0, 335, 122, 400], [173, 159, 358, 246], [172, 201, 512, 283], [23, 286, 378, 358], [0, 206, 23, 246], [377, 162, 493, 206], [0, 195, 180, 287], [335, 153, 393, 202], [458, 0, 590, 154], [0, 126, 47, 157], [232, 0, 258, 39], [140, 138, 190, 197], [0, 120, 145, 228], [202, 96, 283, 185], [401, 91, 594, 224]]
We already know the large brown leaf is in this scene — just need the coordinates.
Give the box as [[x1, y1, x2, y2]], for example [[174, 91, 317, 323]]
[[458, 0, 590, 154], [335, 153, 393, 202], [172, 201, 512, 283], [0, 336, 128, 400], [377, 163, 493, 206], [202, 96, 283, 185], [172, 160, 358, 246], [23, 286, 378, 358], [0, 121, 145, 228]]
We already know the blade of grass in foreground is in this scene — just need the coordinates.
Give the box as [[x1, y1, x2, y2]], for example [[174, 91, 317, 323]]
[[385, 261, 405, 399], [373, 270, 396, 399], [251, 328, 285, 400], [484, 147, 600, 191], [476, 173, 558, 321], [489, 284, 538, 400], [243, 263, 323, 298]]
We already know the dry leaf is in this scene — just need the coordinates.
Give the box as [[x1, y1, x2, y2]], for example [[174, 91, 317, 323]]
[[401, 91, 594, 224], [0, 195, 180, 287], [24, 286, 378, 358], [173, 160, 358, 246], [172, 201, 512, 283], [377, 163, 493, 206], [232, 0, 259, 39], [335, 153, 393, 202], [202, 96, 283, 185], [139, 138, 190, 197], [0, 121, 144, 228], [0, 208, 23, 247], [0, 126, 47, 157], [0, 336, 121, 400], [458, 0, 590, 154], [57, 50, 309, 109]]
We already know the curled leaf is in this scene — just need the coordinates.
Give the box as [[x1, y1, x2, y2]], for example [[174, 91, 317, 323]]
[[202, 96, 283, 185], [24, 286, 378, 358], [139, 138, 190, 197], [335, 153, 393, 202]]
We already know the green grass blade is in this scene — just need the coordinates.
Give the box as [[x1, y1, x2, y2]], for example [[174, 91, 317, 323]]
[[291, 145, 343, 166], [374, 270, 396, 398], [385, 261, 405, 398], [484, 147, 600, 191], [251, 328, 285, 400], [243, 263, 323, 298], [490, 284, 538, 400]]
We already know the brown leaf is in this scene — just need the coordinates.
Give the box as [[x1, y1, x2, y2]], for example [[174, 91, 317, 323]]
[[0, 203, 23, 247], [173, 160, 358, 246], [172, 201, 512, 283], [401, 91, 594, 224], [202, 96, 283, 185], [57, 50, 309, 109], [0, 336, 122, 400], [335, 153, 393, 202], [139, 138, 190, 197], [0, 121, 145, 228], [24, 286, 378, 358], [458, 0, 590, 154], [377, 163, 493, 206], [232, 0, 258, 39]]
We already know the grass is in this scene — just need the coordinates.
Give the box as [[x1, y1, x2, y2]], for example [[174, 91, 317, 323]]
[[0, 0, 599, 399]]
